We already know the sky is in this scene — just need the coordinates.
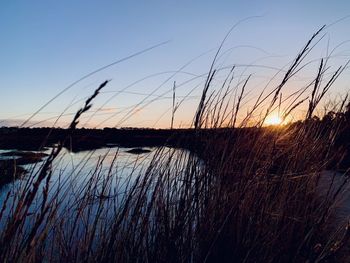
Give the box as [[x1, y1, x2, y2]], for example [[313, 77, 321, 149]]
[[1, 1, 350, 128]]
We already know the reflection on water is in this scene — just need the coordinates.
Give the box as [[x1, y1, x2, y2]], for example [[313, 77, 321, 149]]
[[0, 146, 154, 197], [0, 146, 194, 223], [0, 150, 15, 160]]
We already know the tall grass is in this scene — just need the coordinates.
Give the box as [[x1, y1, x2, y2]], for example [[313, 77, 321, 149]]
[[0, 27, 350, 262]]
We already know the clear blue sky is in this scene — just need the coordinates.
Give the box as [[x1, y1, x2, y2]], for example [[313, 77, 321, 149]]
[[1, 1, 350, 128]]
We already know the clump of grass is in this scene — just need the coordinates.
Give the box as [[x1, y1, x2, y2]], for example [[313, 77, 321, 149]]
[[0, 27, 349, 263]]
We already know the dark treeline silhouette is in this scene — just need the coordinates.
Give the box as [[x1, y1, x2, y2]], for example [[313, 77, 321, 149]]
[[0, 126, 261, 152], [0, 126, 188, 151], [1, 103, 350, 171]]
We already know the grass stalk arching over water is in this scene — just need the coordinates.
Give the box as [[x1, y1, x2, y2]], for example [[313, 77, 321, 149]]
[[1, 26, 350, 262]]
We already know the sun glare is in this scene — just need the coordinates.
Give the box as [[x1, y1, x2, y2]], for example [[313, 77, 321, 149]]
[[264, 115, 282, 126]]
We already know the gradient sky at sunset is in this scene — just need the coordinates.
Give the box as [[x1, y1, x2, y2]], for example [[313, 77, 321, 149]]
[[1, 1, 350, 128]]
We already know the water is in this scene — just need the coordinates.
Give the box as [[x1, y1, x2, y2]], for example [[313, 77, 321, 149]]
[[0, 146, 194, 221], [0, 146, 154, 196], [0, 149, 17, 160]]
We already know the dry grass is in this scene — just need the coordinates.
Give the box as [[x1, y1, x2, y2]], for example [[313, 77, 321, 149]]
[[0, 27, 350, 262]]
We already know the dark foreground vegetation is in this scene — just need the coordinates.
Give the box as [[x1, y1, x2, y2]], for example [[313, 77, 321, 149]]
[[1, 27, 350, 262]]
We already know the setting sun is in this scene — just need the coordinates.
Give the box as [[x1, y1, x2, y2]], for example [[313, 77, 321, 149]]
[[264, 115, 283, 126]]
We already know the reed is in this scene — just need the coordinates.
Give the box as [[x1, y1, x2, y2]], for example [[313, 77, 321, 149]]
[[0, 27, 349, 263]]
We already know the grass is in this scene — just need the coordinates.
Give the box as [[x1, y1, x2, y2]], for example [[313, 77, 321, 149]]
[[0, 26, 350, 262]]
